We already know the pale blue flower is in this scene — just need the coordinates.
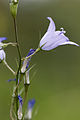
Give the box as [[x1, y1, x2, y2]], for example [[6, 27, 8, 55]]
[[40, 17, 79, 50], [0, 50, 6, 62]]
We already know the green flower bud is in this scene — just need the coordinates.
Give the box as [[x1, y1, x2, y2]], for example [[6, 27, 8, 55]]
[[9, 0, 19, 18]]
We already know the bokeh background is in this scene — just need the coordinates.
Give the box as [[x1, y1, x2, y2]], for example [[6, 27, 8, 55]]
[[0, 0, 80, 119]]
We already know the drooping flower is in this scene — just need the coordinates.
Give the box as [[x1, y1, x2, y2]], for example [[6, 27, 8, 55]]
[[0, 49, 6, 62], [21, 49, 36, 73], [18, 95, 23, 120], [39, 17, 79, 50], [24, 99, 35, 119]]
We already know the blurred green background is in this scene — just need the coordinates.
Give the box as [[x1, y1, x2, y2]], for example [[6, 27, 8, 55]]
[[0, 0, 80, 119]]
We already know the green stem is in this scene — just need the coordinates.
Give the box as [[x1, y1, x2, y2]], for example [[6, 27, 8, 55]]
[[23, 84, 29, 104], [3, 60, 16, 75], [22, 47, 40, 61], [13, 18, 21, 119]]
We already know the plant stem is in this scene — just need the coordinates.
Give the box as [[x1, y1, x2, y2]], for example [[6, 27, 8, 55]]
[[22, 47, 40, 61], [13, 18, 21, 119], [3, 60, 15, 75]]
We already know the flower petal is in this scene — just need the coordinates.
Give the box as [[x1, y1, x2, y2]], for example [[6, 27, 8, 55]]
[[28, 99, 35, 109], [0, 37, 7, 42], [47, 17, 56, 31], [60, 41, 79, 46], [18, 95, 23, 106], [40, 30, 69, 50], [8, 78, 16, 82]]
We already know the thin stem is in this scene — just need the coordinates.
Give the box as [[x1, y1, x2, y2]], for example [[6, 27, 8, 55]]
[[10, 97, 15, 120], [3, 42, 17, 47], [23, 84, 29, 104], [13, 18, 21, 60], [13, 18, 21, 119], [3, 60, 16, 75], [22, 48, 40, 61]]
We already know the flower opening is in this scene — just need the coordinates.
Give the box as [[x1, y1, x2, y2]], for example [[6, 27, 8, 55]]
[[39, 17, 79, 51]]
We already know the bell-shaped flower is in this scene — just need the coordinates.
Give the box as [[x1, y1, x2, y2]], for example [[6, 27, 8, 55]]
[[24, 99, 35, 119], [0, 49, 6, 62], [18, 95, 23, 120], [21, 49, 36, 73], [39, 17, 79, 50]]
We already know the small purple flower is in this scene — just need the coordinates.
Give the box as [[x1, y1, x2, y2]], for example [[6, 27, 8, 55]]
[[21, 49, 36, 73], [8, 78, 20, 84], [27, 49, 36, 57], [26, 49, 36, 69], [25, 99, 35, 119], [18, 95, 23, 119], [28, 99, 35, 109], [0, 49, 6, 62], [18, 95, 23, 106], [8, 78, 16, 82], [40, 17, 79, 50]]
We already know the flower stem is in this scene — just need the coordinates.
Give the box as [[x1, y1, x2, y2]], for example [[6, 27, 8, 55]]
[[13, 18, 21, 119], [22, 47, 40, 61], [3, 60, 15, 75]]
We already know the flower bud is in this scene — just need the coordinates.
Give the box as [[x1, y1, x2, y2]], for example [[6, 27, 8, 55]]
[[9, 0, 19, 18], [21, 49, 36, 73]]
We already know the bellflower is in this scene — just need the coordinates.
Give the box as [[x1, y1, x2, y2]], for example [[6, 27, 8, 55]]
[[18, 95, 23, 120], [21, 49, 36, 73], [25, 99, 35, 119], [0, 49, 6, 62], [39, 17, 79, 50]]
